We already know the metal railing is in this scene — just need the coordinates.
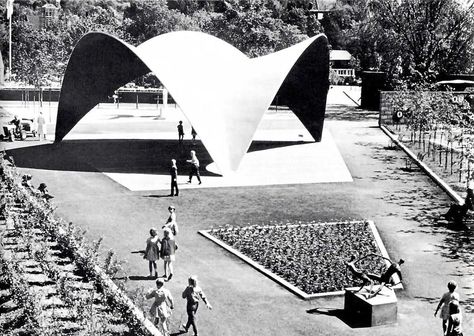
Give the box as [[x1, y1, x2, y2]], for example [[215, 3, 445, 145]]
[[332, 68, 355, 77]]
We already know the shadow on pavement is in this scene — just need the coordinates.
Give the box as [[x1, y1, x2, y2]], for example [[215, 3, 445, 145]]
[[127, 275, 158, 281], [306, 307, 367, 329], [5, 139, 305, 175], [143, 194, 174, 198], [170, 332, 186, 336], [368, 136, 474, 313]]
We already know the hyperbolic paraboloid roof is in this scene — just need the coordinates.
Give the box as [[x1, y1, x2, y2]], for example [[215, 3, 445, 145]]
[[56, 31, 329, 175]]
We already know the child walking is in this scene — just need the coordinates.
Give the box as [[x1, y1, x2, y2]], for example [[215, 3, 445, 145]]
[[146, 278, 174, 336], [144, 228, 160, 278], [160, 229, 178, 281], [434, 280, 460, 335], [181, 275, 212, 336]]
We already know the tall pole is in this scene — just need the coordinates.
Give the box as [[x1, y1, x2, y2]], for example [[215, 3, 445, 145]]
[[9, 13, 12, 79], [7, 0, 14, 81]]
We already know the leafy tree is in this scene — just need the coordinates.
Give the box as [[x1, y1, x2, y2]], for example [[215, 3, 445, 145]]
[[123, 0, 201, 45], [367, 0, 474, 85], [205, 0, 307, 57], [10, 2, 123, 86], [12, 19, 66, 85], [283, 5, 322, 37], [4, 0, 326, 86], [319, 0, 368, 49], [0, 2, 9, 60]]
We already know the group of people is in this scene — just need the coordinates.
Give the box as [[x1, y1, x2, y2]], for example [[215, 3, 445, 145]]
[[346, 256, 464, 335], [144, 205, 212, 336], [168, 150, 202, 196], [177, 120, 198, 145], [144, 206, 179, 279], [345, 254, 404, 299], [146, 275, 212, 336], [169, 121, 203, 196], [8, 112, 47, 141], [21, 174, 54, 200], [434, 281, 463, 336]]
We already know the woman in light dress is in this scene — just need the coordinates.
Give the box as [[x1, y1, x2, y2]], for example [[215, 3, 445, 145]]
[[434, 280, 460, 335], [146, 278, 174, 336], [37, 111, 46, 140], [162, 205, 179, 237], [144, 228, 160, 277]]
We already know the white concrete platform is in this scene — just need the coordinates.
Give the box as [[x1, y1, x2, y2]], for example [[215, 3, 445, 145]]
[[104, 129, 352, 191]]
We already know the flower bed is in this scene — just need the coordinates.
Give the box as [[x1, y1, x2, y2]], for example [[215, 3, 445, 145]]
[[0, 153, 161, 336], [206, 221, 387, 295]]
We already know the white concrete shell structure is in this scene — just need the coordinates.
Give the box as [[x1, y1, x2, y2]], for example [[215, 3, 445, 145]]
[[55, 31, 330, 175]]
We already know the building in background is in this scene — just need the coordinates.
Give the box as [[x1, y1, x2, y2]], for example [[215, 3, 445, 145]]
[[26, 1, 60, 29], [330, 50, 354, 78], [40, 3, 59, 28]]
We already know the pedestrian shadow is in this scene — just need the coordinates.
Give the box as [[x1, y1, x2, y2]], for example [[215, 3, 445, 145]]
[[306, 307, 366, 329], [127, 275, 157, 281], [413, 296, 438, 304], [143, 195, 173, 198]]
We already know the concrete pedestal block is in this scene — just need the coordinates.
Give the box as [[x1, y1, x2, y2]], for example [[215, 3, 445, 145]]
[[344, 287, 397, 327]]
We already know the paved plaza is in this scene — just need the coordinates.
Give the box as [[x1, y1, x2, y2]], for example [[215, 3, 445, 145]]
[[1, 101, 473, 336]]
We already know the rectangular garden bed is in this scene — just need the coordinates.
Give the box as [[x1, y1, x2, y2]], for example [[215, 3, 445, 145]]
[[199, 220, 401, 299]]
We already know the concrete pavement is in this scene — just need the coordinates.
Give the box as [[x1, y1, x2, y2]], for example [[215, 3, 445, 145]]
[[1, 102, 473, 336]]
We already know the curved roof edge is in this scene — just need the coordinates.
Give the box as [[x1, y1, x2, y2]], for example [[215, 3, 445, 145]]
[[55, 31, 329, 175]]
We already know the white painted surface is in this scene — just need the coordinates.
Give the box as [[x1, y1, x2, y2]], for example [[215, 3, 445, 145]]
[[135, 31, 326, 175], [104, 129, 352, 191]]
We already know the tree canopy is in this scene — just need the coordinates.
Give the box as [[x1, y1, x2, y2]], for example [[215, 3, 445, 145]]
[[367, 0, 474, 88], [0, 0, 473, 88]]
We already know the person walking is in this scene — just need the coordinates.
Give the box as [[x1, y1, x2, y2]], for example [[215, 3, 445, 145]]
[[434, 280, 460, 335], [180, 275, 212, 336], [191, 127, 197, 145], [146, 278, 174, 336], [447, 300, 463, 336], [160, 229, 177, 281], [162, 205, 178, 237], [177, 121, 184, 144], [144, 228, 160, 278], [187, 150, 201, 185], [169, 159, 179, 197], [37, 111, 46, 140]]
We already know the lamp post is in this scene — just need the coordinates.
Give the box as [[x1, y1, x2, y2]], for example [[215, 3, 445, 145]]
[[6, 0, 14, 82]]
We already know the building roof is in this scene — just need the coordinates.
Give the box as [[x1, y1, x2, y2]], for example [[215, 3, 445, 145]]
[[56, 32, 330, 175], [330, 50, 352, 61], [315, 0, 336, 10]]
